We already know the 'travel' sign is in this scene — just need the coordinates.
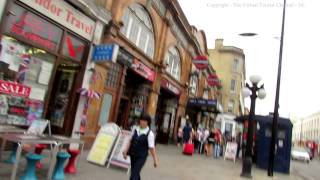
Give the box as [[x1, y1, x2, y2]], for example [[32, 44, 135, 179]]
[[19, 0, 95, 41], [0, 80, 31, 97]]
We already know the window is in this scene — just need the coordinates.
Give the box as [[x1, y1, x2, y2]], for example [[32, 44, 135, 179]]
[[121, 4, 155, 58], [230, 79, 236, 93], [189, 75, 198, 95], [105, 63, 122, 88], [165, 47, 181, 80], [227, 99, 235, 113], [0, 36, 55, 125], [203, 89, 209, 99], [232, 59, 239, 72]]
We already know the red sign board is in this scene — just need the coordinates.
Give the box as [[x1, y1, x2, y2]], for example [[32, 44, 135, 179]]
[[193, 55, 209, 70], [208, 74, 219, 87], [63, 33, 86, 61], [131, 59, 155, 82], [161, 79, 180, 96], [4, 3, 63, 52], [0, 80, 31, 97]]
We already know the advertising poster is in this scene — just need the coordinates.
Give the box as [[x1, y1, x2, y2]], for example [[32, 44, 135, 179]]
[[108, 130, 132, 169], [224, 142, 238, 163], [87, 123, 119, 166]]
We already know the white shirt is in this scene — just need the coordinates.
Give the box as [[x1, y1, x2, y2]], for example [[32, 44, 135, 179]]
[[131, 126, 155, 149]]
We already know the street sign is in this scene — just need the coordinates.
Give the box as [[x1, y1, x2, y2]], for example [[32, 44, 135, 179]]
[[92, 44, 119, 63], [207, 74, 220, 87], [87, 123, 120, 166], [107, 130, 132, 172], [224, 142, 238, 163], [193, 55, 208, 70]]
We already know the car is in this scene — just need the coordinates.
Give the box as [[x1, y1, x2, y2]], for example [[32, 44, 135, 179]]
[[291, 148, 310, 163]]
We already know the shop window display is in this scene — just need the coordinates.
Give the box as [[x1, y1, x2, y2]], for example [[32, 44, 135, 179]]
[[0, 36, 54, 125]]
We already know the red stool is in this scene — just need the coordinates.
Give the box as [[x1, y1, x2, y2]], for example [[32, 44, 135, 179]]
[[64, 149, 80, 174], [34, 144, 47, 169]]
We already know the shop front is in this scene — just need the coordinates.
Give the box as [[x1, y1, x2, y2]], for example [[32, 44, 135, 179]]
[[115, 57, 156, 129], [186, 98, 221, 130], [0, 0, 95, 135], [156, 78, 181, 144]]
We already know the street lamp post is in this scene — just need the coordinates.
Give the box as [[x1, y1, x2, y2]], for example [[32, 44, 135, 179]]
[[268, 0, 286, 176], [241, 75, 266, 178]]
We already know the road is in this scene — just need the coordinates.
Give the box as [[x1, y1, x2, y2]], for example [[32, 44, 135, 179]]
[[291, 158, 320, 180], [1, 145, 320, 179]]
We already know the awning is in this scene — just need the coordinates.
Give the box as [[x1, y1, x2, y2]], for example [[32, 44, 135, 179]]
[[187, 98, 222, 113]]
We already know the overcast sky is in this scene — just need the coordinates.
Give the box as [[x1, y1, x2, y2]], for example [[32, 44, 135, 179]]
[[179, 0, 320, 119]]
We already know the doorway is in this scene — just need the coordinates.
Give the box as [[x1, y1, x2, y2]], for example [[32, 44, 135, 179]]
[[46, 61, 80, 135]]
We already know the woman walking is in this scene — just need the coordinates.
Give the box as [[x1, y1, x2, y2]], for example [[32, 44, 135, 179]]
[[123, 114, 159, 180]]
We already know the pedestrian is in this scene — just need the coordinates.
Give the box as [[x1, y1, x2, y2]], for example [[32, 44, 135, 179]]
[[194, 128, 201, 153], [123, 114, 159, 180], [203, 128, 210, 155], [182, 122, 192, 145], [236, 132, 242, 158], [214, 129, 221, 158], [207, 129, 215, 156], [177, 126, 183, 147]]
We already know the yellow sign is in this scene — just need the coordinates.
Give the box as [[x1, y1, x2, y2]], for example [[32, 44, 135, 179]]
[[87, 123, 119, 166], [87, 134, 114, 165]]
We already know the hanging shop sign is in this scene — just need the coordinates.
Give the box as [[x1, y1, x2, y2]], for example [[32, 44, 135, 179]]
[[188, 98, 217, 107], [117, 48, 133, 67], [161, 79, 180, 95], [92, 44, 119, 63], [207, 74, 219, 87], [131, 59, 156, 82], [0, 80, 31, 97], [193, 55, 209, 70], [19, 0, 95, 41], [4, 3, 63, 52]]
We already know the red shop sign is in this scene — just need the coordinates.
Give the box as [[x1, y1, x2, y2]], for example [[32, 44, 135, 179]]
[[131, 59, 155, 82], [4, 3, 63, 52], [161, 79, 181, 96], [193, 55, 209, 70], [0, 80, 31, 97]]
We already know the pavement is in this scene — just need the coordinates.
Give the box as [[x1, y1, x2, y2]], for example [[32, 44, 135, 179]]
[[0, 144, 314, 180]]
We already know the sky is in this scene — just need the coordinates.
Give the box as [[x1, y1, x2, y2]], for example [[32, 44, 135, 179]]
[[178, 0, 320, 119]]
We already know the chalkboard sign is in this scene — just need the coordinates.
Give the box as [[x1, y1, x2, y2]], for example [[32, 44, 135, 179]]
[[87, 123, 119, 166]]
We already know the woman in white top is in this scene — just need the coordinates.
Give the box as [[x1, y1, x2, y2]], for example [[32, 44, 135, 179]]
[[123, 114, 159, 180]]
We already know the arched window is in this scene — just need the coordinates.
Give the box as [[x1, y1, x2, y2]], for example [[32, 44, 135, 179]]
[[189, 75, 198, 95], [165, 47, 181, 80], [121, 4, 155, 58]]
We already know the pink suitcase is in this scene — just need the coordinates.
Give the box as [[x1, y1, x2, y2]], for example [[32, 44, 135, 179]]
[[183, 143, 194, 155]]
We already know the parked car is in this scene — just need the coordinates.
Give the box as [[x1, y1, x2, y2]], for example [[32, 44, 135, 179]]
[[291, 148, 310, 163]]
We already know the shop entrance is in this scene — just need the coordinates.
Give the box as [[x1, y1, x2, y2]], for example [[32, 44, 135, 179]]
[[116, 69, 150, 129], [156, 89, 178, 144], [46, 61, 80, 135]]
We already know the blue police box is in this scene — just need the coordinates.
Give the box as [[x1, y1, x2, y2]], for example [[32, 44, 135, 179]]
[[255, 114, 292, 174]]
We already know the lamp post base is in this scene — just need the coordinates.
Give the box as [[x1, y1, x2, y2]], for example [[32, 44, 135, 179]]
[[241, 156, 253, 178]]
